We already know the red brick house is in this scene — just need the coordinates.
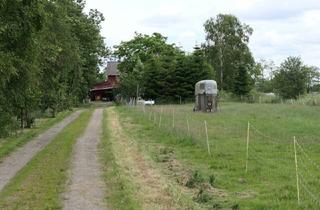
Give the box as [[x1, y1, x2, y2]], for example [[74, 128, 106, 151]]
[[90, 61, 120, 101]]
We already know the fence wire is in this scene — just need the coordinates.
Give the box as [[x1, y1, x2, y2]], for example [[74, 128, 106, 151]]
[[126, 104, 320, 208]]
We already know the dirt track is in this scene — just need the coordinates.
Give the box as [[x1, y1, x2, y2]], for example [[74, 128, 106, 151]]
[[0, 110, 82, 192], [63, 109, 106, 210]]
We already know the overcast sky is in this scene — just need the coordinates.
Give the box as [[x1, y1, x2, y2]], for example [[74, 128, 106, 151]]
[[84, 0, 320, 66]]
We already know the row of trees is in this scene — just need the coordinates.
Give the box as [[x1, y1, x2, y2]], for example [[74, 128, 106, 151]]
[[0, 0, 107, 137], [116, 14, 319, 102], [114, 33, 213, 102], [115, 14, 258, 101], [256, 57, 320, 99]]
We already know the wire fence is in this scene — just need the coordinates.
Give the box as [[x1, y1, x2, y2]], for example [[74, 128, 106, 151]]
[[126, 104, 320, 208]]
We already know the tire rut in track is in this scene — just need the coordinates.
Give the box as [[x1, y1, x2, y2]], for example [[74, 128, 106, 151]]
[[0, 110, 83, 192], [63, 108, 106, 210]]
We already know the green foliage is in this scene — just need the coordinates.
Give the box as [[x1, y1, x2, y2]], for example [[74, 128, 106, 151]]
[[119, 58, 145, 98], [0, 0, 106, 136], [273, 57, 308, 99], [115, 33, 214, 102], [233, 64, 253, 96], [204, 14, 255, 92]]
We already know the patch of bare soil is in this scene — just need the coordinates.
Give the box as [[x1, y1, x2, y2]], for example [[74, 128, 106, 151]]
[[0, 110, 83, 192], [63, 109, 106, 210], [107, 107, 187, 210]]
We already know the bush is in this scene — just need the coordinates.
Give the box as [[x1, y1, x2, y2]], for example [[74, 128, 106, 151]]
[[0, 110, 18, 138]]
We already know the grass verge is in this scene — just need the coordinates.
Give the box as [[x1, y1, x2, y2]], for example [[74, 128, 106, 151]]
[[0, 110, 92, 210], [0, 110, 73, 161], [100, 108, 141, 210]]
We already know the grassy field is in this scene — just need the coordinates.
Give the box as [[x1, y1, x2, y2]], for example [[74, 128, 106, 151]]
[[117, 102, 320, 209], [0, 110, 92, 210], [100, 109, 141, 210], [0, 110, 72, 161]]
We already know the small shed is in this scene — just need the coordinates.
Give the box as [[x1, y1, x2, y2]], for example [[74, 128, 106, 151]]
[[194, 80, 218, 112]]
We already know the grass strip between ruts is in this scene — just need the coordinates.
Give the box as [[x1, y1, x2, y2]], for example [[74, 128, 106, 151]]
[[0, 109, 93, 210]]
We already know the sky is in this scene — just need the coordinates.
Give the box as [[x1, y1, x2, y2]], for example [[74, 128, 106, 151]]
[[84, 0, 320, 67]]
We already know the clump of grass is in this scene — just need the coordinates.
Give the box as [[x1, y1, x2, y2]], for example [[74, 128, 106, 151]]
[[155, 146, 174, 163], [186, 170, 205, 188], [209, 174, 216, 187], [231, 203, 240, 210], [0, 110, 92, 209]]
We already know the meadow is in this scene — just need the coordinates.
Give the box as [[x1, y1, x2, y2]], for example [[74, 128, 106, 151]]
[[118, 102, 320, 209]]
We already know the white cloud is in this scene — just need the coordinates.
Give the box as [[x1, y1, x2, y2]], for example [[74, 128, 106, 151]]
[[85, 0, 320, 66]]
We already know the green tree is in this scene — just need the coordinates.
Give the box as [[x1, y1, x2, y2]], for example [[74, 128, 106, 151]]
[[119, 58, 145, 98], [0, 0, 45, 128], [304, 66, 320, 93], [0, 0, 106, 135], [115, 34, 214, 102], [274, 57, 308, 99], [203, 14, 255, 92], [254, 60, 276, 93], [114, 33, 181, 101], [233, 63, 252, 96]]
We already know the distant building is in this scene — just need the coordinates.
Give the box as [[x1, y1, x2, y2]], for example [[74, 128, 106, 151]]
[[90, 61, 120, 101]]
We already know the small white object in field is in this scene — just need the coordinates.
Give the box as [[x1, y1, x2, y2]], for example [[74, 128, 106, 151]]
[[144, 100, 155, 105], [137, 99, 155, 106], [265, 92, 275, 97]]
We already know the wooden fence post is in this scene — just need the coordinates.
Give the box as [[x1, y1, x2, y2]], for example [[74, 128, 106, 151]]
[[159, 108, 163, 128], [172, 109, 175, 129], [204, 120, 211, 156], [245, 121, 250, 173], [187, 117, 190, 136], [293, 136, 300, 205]]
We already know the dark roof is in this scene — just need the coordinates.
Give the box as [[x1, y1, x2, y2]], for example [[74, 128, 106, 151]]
[[106, 61, 120, 76], [90, 75, 119, 91]]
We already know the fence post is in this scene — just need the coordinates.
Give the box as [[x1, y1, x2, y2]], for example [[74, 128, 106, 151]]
[[172, 109, 175, 129], [293, 136, 300, 205], [187, 117, 190, 136], [153, 112, 156, 124], [259, 96, 262, 104], [245, 121, 250, 173], [204, 120, 211, 156], [159, 108, 163, 128]]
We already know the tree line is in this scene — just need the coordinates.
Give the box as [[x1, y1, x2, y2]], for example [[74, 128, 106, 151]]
[[114, 33, 213, 102], [114, 14, 257, 101], [115, 14, 320, 102], [0, 0, 107, 137], [256, 57, 320, 99]]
